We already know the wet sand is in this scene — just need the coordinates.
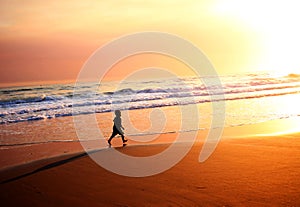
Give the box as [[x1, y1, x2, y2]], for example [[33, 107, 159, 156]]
[[1, 130, 300, 206]]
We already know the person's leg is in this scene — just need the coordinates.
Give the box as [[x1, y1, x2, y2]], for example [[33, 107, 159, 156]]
[[121, 134, 128, 143], [108, 131, 117, 145]]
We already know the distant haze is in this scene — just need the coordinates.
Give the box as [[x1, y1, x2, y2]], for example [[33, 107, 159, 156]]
[[1, 0, 299, 86]]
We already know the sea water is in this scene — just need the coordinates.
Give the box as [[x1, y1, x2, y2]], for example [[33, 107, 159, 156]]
[[1, 72, 300, 147]]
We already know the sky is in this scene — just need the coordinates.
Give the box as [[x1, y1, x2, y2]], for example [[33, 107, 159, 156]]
[[0, 0, 300, 86]]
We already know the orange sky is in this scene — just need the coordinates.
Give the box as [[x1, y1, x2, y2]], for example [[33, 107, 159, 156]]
[[1, 0, 299, 86]]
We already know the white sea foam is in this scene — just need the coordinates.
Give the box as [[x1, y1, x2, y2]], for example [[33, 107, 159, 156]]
[[1, 72, 300, 125]]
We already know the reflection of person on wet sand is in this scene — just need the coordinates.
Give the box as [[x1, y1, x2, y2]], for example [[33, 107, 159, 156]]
[[108, 110, 127, 146]]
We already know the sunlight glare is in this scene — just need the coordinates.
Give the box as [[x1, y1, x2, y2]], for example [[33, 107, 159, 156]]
[[214, 0, 300, 74]]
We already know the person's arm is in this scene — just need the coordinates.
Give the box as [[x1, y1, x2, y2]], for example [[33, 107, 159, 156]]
[[114, 117, 124, 131], [120, 119, 124, 130]]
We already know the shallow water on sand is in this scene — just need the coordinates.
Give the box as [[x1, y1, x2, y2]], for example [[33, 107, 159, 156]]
[[1, 72, 300, 147]]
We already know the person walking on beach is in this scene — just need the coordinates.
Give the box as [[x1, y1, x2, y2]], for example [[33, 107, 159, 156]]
[[108, 110, 127, 146]]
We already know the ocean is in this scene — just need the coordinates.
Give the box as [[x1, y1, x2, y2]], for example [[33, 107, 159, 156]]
[[1, 72, 300, 147]]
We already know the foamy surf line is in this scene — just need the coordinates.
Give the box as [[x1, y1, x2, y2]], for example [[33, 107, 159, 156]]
[[1, 73, 300, 124]]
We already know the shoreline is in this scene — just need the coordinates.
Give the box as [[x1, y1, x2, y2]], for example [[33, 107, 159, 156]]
[[1, 116, 300, 171]]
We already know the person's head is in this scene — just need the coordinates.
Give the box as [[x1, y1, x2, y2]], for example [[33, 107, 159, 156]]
[[115, 110, 121, 117]]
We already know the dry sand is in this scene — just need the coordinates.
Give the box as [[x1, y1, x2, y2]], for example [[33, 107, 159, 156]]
[[1, 131, 300, 207]]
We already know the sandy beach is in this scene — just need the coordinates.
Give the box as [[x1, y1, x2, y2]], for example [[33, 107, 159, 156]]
[[1, 121, 300, 206], [2, 1, 300, 206]]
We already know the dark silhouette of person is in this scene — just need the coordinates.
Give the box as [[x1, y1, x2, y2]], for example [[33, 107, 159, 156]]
[[108, 110, 127, 146]]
